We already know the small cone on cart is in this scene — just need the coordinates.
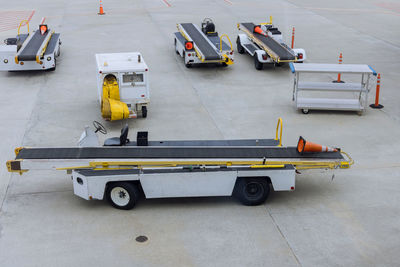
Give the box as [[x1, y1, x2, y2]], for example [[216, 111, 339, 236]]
[[297, 136, 338, 154], [254, 26, 266, 36], [98, 0, 105, 15]]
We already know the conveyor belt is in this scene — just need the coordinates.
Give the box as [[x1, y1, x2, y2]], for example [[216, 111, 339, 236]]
[[240, 23, 295, 61], [16, 147, 343, 160], [125, 139, 279, 147], [18, 30, 50, 61], [44, 33, 60, 55], [180, 23, 220, 60]]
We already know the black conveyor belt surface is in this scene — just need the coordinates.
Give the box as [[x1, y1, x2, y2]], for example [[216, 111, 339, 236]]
[[180, 23, 220, 60], [125, 139, 279, 147], [18, 30, 50, 61], [16, 147, 343, 160], [44, 33, 60, 55], [241, 23, 295, 61]]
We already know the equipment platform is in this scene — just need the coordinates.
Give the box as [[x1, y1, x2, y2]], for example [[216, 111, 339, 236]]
[[239, 22, 295, 61], [175, 18, 234, 67]]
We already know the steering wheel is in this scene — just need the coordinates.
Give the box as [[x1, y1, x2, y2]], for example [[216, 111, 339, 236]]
[[93, 121, 107, 134]]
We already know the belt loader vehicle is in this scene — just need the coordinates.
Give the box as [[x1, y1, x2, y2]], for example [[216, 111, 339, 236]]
[[0, 21, 61, 71], [6, 119, 353, 210], [96, 52, 150, 121], [175, 18, 234, 68], [237, 18, 305, 70]]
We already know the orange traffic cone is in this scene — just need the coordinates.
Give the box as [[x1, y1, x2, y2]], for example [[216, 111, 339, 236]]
[[39, 25, 47, 35], [254, 26, 267, 36], [297, 136, 338, 154], [98, 0, 105, 15]]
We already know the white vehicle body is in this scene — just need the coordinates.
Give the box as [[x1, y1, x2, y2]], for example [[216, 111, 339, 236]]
[[95, 52, 150, 118], [72, 166, 295, 201]]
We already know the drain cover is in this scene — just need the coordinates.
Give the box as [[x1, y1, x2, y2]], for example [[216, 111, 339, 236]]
[[135, 235, 148, 243]]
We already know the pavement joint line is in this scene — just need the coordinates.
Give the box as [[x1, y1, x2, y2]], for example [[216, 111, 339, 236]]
[[267, 207, 302, 266]]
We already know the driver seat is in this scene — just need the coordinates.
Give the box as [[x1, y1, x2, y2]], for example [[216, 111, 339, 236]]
[[104, 124, 130, 146]]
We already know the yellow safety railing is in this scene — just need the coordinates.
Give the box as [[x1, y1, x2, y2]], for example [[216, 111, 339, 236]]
[[219, 34, 233, 53], [219, 34, 234, 65], [260, 16, 273, 26], [17, 20, 29, 36], [275, 117, 283, 146]]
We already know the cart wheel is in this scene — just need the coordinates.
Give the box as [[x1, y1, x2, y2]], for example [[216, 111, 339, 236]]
[[106, 182, 140, 210], [301, 109, 309, 114], [174, 39, 179, 55], [233, 178, 270, 206], [142, 106, 147, 118], [236, 36, 244, 54], [254, 55, 263, 70]]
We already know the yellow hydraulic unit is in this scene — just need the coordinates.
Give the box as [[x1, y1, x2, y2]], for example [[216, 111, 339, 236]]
[[101, 75, 130, 121]]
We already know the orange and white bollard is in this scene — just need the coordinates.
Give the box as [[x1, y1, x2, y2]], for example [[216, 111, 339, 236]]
[[98, 0, 105, 15], [291, 27, 295, 49], [370, 73, 384, 109], [333, 53, 344, 83]]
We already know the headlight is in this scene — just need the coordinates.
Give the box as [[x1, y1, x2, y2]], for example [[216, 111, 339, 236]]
[[47, 56, 51, 61], [3, 59, 8, 64]]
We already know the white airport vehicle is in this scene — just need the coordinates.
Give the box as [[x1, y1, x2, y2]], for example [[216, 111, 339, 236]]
[[95, 52, 150, 121], [237, 18, 305, 70], [290, 63, 377, 114], [0, 21, 61, 71], [174, 18, 234, 67], [7, 119, 353, 210]]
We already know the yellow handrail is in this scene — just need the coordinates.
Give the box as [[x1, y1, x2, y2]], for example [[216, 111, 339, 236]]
[[275, 117, 283, 146], [17, 20, 29, 36], [219, 34, 233, 53]]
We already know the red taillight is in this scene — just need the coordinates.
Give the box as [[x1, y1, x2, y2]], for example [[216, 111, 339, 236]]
[[262, 54, 267, 60], [185, 41, 193, 50], [99, 71, 102, 73], [188, 53, 191, 57], [230, 51, 233, 55], [141, 94, 145, 97], [145, 68, 148, 71], [298, 53, 303, 59], [290, 186, 295, 190]]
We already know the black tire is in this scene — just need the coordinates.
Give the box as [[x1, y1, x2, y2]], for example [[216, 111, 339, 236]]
[[233, 178, 270, 206], [141, 106, 147, 118], [222, 62, 228, 67], [174, 38, 179, 55], [105, 182, 140, 210], [301, 109, 309, 114], [254, 55, 263, 70], [236, 36, 244, 54]]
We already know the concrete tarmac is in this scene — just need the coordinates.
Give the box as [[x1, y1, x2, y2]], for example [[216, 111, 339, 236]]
[[0, 0, 399, 266]]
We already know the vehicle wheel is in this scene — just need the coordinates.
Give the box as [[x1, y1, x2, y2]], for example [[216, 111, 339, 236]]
[[301, 109, 309, 114], [106, 182, 140, 210], [174, 39, 179, 55], [222, 62, 228, 67], [142, 106, 147, 118], [233, 178, 270, 206], [254, 55, 263, 70], [236, 36, 244, 54]]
